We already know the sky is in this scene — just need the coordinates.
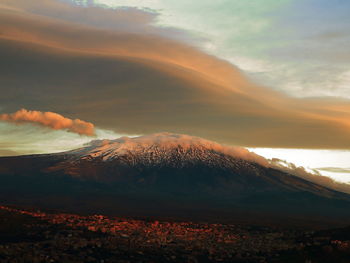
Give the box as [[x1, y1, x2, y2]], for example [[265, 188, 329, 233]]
[[0, 0, 350, 183]]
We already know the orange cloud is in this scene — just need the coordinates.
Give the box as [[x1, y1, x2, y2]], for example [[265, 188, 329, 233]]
[[0, 109, 95, 136], [1, 1, 350, 148]]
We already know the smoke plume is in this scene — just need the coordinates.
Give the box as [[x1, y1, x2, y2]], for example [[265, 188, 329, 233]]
[[0, 109, 95, 136]]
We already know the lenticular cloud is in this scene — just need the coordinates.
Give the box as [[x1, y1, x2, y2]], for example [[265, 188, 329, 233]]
[[0, 108, 95, 136]]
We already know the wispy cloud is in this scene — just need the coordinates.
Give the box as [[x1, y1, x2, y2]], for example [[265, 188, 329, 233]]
[[270, 158, 350, 194], [317, 167, 350, 174]]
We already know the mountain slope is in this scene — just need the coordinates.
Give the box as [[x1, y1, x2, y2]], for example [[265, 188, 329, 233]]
[[0, 133, 349, 224]]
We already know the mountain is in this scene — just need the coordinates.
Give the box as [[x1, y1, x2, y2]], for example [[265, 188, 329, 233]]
[[0, 133, 350, 225]]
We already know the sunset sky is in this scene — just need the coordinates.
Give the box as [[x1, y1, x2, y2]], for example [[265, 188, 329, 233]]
[[1, 0, 350, 183]]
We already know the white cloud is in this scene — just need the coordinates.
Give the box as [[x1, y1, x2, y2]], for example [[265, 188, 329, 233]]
[[249, 147, 350, 184]]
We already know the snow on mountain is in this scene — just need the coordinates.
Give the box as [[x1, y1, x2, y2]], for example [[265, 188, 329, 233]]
[[61, 132, 350, 194], [1, 132, 350, 222], [67, 132, 269, 166]]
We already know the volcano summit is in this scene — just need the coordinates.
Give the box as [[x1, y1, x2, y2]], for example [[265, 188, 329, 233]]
[[0, 133, 349, 225]]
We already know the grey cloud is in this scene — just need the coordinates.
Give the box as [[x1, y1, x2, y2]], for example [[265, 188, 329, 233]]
[[1, 0, 350, 149], [317, 167, 350, 174], [0, 0, 199, 43], [0, 149, 19, 156]]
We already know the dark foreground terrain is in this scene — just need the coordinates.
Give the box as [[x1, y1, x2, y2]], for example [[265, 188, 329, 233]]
[[0, 205, 349, 263]]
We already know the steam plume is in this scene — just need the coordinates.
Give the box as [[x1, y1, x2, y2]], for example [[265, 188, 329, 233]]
[[0, 109, 95, 136]]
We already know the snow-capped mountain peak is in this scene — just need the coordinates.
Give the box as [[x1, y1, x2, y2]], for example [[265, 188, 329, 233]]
[[68, 132, 268, 166]]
